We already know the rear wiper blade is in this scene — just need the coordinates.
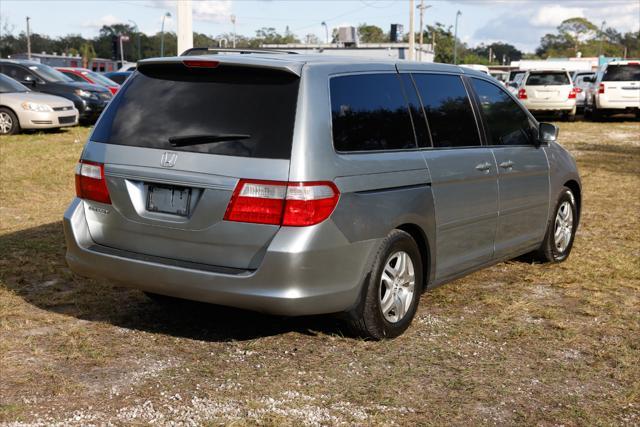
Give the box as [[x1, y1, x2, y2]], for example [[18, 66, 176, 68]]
[[168, 134, 250, 147]]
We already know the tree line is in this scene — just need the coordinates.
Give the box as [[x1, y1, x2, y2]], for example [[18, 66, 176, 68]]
[[0, 17, 637, 65]]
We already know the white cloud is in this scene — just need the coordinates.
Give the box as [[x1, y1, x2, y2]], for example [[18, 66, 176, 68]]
[[81, 14, 121, 29], [530, 6, 585, 28], [146, 0, 232, 23]]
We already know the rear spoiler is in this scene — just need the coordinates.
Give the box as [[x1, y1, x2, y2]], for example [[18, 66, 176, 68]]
[[137, 55, 303, 76], [181, 47, 299, 56]]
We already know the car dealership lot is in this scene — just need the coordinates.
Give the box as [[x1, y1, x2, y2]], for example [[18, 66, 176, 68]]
[[1, 120, 639, 425]]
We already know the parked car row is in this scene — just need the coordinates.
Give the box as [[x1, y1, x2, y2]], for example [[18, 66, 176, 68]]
[[506, 61, 640, 121], [0, 59, 135, 135]]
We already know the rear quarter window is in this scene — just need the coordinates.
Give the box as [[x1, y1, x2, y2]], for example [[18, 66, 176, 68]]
[[330, 73, 417, 152], [603, 64, 640, 81], [91, 63, 300, 159], [526, 73, 570, 86]]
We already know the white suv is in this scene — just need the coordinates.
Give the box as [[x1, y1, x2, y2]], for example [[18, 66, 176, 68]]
[[517, 70, 577, 121], [587, 60, 640, 119]]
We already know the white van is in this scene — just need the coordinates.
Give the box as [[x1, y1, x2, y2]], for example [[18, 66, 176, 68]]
[[587, 60, 640, 119]]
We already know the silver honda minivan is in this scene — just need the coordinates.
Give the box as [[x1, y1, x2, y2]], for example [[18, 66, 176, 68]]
[[64, 53, 581, 339]]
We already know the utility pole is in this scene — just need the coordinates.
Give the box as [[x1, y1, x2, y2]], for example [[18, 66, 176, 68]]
[[128, 20, 140, 61], [488, 46, 493, 64], [321, 21, 328, 44], [598, 20, 606, 57], [177, 0, 193, 55], [453, 10, 461, 65], [119, 35, 125, 65], [231, 15, 237, 48], [26, 17, 31, 60], [408, 0, 415, 60], [416, 2, 431, 62]]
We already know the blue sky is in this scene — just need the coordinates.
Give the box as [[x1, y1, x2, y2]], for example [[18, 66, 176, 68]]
[[1, 0, 639, 53]]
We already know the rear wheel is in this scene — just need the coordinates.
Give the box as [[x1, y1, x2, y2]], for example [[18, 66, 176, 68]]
[[348, 230, 423, 340], [536, 187, 578, 263], [0, 108, 20, 135]]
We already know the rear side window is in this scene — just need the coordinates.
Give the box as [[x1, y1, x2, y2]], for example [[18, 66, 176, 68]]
[[91, 63, 300, 159], [602, 64, 640, 81], [330, 73, 417, 152], [61, 71, 85, 82], [412, 74, 480, 148], [526, 73, 570, 86], [471, 78, 536, 146]]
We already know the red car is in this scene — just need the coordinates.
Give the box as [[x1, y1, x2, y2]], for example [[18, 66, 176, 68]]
[[56, 67, 120, 95]]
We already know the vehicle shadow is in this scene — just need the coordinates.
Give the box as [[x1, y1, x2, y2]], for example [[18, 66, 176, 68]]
[[0, 221, 348, 342]]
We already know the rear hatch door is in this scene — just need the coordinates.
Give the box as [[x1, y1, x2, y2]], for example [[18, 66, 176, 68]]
[[82, 59, 301, 270], [601, 63, 640, 103], [525, 72, 571, 103]]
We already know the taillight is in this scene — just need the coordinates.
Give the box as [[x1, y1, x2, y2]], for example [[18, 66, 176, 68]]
[[517, 88, 527, 99], [573, 87, 582, 93], [568, 88, 577, 99], [598, 83, 605, 94], [75, 160, 111, 204], [224, 179, 340, 227]]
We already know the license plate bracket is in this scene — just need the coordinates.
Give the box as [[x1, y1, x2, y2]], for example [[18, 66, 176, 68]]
[[146, 184, 192, 217]]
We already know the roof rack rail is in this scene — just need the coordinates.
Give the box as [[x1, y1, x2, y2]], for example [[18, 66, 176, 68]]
[[181, 47, 299, 56]]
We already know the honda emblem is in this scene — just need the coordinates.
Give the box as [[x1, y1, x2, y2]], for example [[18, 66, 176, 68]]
[[160, 152, 178, 168]]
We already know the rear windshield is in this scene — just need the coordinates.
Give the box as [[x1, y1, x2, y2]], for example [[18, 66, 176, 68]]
[[526, 73, 570, 86], [91, 63, 300, 159], [602, 64, 640, 82]]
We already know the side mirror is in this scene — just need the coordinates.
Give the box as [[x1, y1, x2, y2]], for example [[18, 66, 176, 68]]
[[21, 76, 37, 87], [538, 122, 558, 145]]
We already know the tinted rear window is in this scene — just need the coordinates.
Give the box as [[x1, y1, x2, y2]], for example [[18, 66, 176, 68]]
[[412, 74, 480, 148], [91, 63, 299, 159], [330, 73, 417, 152], [602, 64, 640, 81], [526, 73, 570, 86]]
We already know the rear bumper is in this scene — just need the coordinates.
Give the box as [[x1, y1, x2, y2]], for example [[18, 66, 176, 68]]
[[595, 97, 640, 110], [63, 198, 377, 316], [524, 100, 576, 112]]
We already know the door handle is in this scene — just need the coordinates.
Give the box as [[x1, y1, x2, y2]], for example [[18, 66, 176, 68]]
[[499, 160, 514, 169], [475, 162, 492, 172]]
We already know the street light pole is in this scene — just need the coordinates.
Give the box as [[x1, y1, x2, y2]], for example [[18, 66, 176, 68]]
[[408, 0, 415, 60], [26, 17, 31, 60], [231, 15, 237, 48], [453, 10, 461, 65], [160, 12, 171, 57], [128, 20, 140, 60], [321, 21, 328, 44], [417, 2, 431, 62]]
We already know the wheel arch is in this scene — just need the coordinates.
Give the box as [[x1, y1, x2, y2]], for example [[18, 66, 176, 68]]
[[0, 105, 21, 128], [563, 179, 581, 224], [396, 223, 432, 291]]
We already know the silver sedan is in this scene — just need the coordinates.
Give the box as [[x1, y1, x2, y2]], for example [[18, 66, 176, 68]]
[[0, 74, 78, 135]]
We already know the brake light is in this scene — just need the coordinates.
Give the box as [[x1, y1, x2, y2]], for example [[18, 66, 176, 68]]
[[224, 179, 340, 226], [75, 161, 111, 204], [568, 88, 577, 99], [183, 60, 219, 68], [573, 87, 582, 93], [598, 83, 605, 94], [517, 88, 527, 99]]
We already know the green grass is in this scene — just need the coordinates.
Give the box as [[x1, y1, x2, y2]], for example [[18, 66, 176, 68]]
[[0, 122, 639, 425]]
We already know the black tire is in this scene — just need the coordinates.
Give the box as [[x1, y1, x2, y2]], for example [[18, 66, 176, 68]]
[[0, 107, 20, 135], [347, 230, 423, 340], [536, 187, 578, 263]]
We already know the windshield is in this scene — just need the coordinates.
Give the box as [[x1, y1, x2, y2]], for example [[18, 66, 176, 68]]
[[86, 71, 119, 86], [29, 64, 74, 83], [526, 73, 570, 86], [602, 64, 640, 82], [0, 73, 29, 93], [91, 63, 300, 159]]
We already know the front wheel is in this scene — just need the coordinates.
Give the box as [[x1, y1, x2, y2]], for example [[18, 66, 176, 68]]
[[348, 230, 423, 340], [0, 108, 20, 135], [536, 187, 578, 263]]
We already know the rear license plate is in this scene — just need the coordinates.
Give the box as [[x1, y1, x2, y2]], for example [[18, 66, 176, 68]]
[[146, 184, 191, 216]]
